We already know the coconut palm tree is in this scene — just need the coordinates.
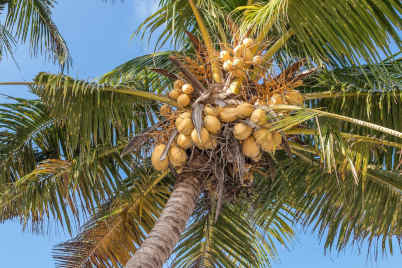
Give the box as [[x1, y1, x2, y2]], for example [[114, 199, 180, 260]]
[[0, 0, 70, 67], [0, 0, 401, 267]]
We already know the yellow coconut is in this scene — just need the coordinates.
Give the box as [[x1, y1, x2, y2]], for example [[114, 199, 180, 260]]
[[285, 90, 304, 106], [151, 144, 169, 171], [233, 123, 253, 140], [236, 103, 254, 118], [252, 55, 263, 65], [179, 111, 192, 119], [182, 84, 194, 94], [220, 50, 231, 61], [177, 94, 191, 108], [168, 89, 181, 100], [204, 135, 218, 150], [250, 109, 267, 126], [268, 94, 286, 106], [160, 104, 171, 117], [223, 60, 233, 71], [271, 132, 282, 147], [242, 38, 254, 47], [176, 134, 193, 149], [174, 80, 184, 90], [168, 145, 188, 167], [252, 152, 262, 162], [232, 58, 243, 69], [242, 137, 260, 159], [233, 45, 244, 57], [204, 104, 219, 117], [243, 48, 253, 61], [229, 79, 241, 94], [204, 115, 222, 134], [191, 128, 211, 149], [253, 128, 272, 144], [219, 107, 238, 122], [175, 117, 194, 136], [231, 69, 245, 78]]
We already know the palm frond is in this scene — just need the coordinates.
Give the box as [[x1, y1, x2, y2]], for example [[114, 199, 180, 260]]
[[53, 169, 171, 268], [0, 23, 16, 60], [5, 0, 71, 68]]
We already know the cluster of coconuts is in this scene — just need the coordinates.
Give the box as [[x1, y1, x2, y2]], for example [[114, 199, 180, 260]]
[[152, 101, 284, 171], [168, 80, 194, 108]]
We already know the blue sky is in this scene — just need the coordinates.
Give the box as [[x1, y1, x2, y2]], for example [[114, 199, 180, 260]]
[[0, 1, 401, 267]]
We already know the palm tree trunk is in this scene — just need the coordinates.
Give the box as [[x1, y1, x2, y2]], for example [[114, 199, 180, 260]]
[[125, 174, 202, 268]]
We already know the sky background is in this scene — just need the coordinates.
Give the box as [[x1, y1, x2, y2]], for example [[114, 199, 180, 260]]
[[0, 1, 401, 267]]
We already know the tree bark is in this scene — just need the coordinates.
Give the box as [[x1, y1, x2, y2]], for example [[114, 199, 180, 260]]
[[125, 174, 202, 268]]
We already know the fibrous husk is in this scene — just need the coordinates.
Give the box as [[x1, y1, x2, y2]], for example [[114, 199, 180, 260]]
[[285, 90, 304, 105], [176, 115, 194, 135], [219, 107, 238, 122], [242, 136, 260, 159], [169, 89, 181, 100], [160, 104, 171, 117], [236, 103, 254, 118], [233, 123, 252, 140], [177, 94, 191, 107], [176, 133, 193, 149], [204, 104, 219, 117], [168, 145, 188, 167], [151, 144, 169, 171], [268, 93, 286, 106], [250, 109, 267, 125], [174, 79, 184, 90], [182, 84, 194, 94], [191, 127, 211, 149], [204, 115, 222, 134]]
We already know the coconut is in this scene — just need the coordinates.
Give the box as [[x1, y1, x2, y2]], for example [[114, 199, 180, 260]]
[[252, 152, 262, 162], [242, 137, 260, 159], [168, 145, 188, 167], [219, 107, 238, 122], [236, 103, 254, 118], [220, 50, 231, 61], [204, 104, 219, 117], [191, 128, 211, 149], [253, 128, 272, 146], [252, 55, 263, 65], [243, 48, 253, 61], [175, 116, 194, 135], [151, 144, 169, 171], [182, 84, 194, 95], [176, 133, 193, 149], [242, 38, 254, 47], [177, 94, 191, 107], [232, 58, 243, 69], [231, 70, 245, 78], [285, 90, 304, 105], [159, 104, 171, 117], [168, 89, 181, 100], [271, 131, 282, 147], [229, 80, 241, 94], [179, 111, 192, 119], [174, 80, 184, 90], [204, 135, 218, 149], [268, 94, 285, 106], [223, 60, 233, 71], [233, 45, 244, 57], [204, 115, 222, 134], [233, 123, 252, 140], [250, 109, 267, 126]]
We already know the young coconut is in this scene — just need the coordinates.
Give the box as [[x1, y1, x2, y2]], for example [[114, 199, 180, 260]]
[[220, 50, 231, 61], [271, 132, 282, 147], [236, 103, 254, 118], [229, 79, 241, 94], [176, 134, 193, 149], [151, 144, 169, 171], [174, 79, 184, 90], [204, 135, 218, 150], [175, 114, 194, 135], [233, 123, 253, 140], [268, 93, 286, 106], [242, 38, 254, 47], [168, 89, 181, 100], [204, 104, 219, 117], [177, 94, 191, 108], [219, 107, 238, 122], [191, 128, 211, 149], [223, 60, 233, 71], [182, 84, 194, 95], [250, 109, 268, 126], [285, 90, 304, 106], [204, 115, 222, 134], [253, 128, 272, 146], [242, 136, 261, 159], [232, 58, 244, 69], [233, 44, 244, 57], [168, 145, 188, 167], [252, 55, 263, 65], [159, 104, 171, 117]]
